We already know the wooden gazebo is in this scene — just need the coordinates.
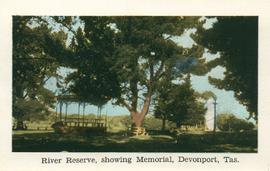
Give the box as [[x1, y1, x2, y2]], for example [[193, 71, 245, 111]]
[[52, 95, 107, 134]]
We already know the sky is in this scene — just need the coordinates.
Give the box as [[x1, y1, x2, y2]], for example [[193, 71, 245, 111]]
[[44, 17, 253, 122]]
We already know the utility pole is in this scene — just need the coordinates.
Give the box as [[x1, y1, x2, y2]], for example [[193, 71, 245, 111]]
[[105, 106, 108, 129], [55, 101, 58, 122], [59, 101, 63, 121], [65, 102, 68, 122], [213, 97, 217, 133], [82, 102, 85, 127], [77, 102, 81, 127]]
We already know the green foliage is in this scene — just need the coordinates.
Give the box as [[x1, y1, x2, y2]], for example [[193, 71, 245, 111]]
[[59, 16, 211, 127], [194, 17, 258, 120], [154, 75, 206, 127], [12, 16, 73, 124], [106, 115, 131, 132], [65, 17, 121, 106], [13, 95, 53, 122], [199, 91, 216, 100], [217, 113, 255, 132], [16, 16, 254, 129], [143, 116, 175, 130], [12, 16, 63, 122]]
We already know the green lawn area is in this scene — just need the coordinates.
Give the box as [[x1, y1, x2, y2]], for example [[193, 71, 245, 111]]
[[12, 130, 257, 152]]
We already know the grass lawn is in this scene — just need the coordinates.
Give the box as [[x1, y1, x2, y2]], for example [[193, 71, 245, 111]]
[[12, 130, 257, 152]]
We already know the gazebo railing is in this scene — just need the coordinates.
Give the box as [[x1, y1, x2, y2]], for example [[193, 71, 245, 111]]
[[59, 117, 106, 128]]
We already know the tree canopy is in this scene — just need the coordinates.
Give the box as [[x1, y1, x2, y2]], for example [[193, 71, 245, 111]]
[[61, 16, 211, 128], [13, 16, 61, 124], [194, 17, 258, 120], [12, 16, 258, 131], [217, 113, 255, 131], [154, 74, 206, 128], [65, 18, 121, 106]]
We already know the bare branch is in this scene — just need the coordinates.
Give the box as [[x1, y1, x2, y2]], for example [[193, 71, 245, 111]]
[[39, 17, 77, 36], [118, 97, 133, 112], [43, 76, 51, 85], [164, 35, 173, 41], [23, 92, 28, 99]]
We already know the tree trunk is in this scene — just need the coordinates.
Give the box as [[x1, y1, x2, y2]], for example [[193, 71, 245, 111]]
[[131, 92, 152, 127], [131, 111, 144, 127], [162, 118, 166, 131]]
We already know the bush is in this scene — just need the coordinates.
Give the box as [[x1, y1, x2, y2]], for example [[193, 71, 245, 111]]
[[217, 113, 255, 132]]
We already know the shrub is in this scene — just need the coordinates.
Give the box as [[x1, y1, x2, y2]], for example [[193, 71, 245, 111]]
[[217, 113, 255, 132]]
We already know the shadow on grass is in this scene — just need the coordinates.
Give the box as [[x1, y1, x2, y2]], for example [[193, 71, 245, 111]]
[[12, 130, 257, 152]]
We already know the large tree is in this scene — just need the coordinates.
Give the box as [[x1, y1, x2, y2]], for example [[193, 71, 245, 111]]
[[194, 17, 258, 120], [154, 74, 206, 129], [64, 17, 121, 107], [12, 16, 68, 128], [64, 16, 211, 129]]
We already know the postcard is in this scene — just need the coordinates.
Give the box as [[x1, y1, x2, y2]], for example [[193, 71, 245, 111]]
[[1, 0, 270, 171]]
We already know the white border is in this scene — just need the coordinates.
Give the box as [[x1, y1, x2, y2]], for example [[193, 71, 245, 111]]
[[1, 0, 270, 171]]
